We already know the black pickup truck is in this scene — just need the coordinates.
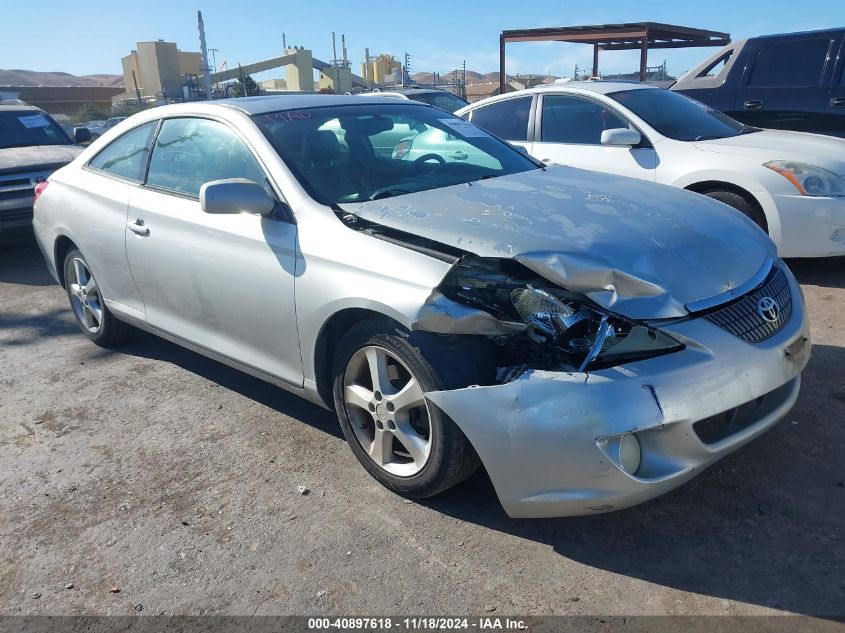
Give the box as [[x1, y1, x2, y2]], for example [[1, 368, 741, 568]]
[[0, 102, 90, 243], [671, 28, 845, 137]]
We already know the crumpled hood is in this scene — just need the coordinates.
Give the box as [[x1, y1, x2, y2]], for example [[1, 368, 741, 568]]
[[340, 166, 776, 319], [694, 130, 845, 175], [0, 144, 83, 176]]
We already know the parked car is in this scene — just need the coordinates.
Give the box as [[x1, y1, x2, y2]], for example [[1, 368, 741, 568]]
[[0, 102, 90, 242], [671, 28, 845, 137], [360, 88, 469, 113], [33, 96, 809, 518], [86, 117, 129, 140], [457, 82, 845, 258]]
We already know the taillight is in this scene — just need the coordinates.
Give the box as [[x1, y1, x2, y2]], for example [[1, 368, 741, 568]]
[[34, 181, 49, 203], [392, 140, 411, 160]]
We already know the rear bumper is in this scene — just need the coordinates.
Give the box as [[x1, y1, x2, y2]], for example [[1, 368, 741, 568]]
[[426, 267, 810, 518]]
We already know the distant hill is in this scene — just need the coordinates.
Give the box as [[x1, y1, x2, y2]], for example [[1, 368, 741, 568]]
[[0, 69, 123, 88]]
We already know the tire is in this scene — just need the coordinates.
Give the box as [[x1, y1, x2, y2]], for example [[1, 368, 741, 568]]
[[703, 189, 768, 233], [332, 319, 480, 498], [63, 249, 132, 347]]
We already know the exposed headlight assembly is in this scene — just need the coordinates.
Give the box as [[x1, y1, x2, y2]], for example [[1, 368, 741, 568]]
[[511, 287, 683, 372], [764, 160, 845, 197]]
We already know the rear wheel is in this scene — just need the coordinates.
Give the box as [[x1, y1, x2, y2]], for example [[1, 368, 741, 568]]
[[702, 189, 768, 233], [63, 249, 131, 346], [332, 320, 479, 497]]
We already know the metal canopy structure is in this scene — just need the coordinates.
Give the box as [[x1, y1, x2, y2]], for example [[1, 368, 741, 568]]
[[499, 22, 730, 90]]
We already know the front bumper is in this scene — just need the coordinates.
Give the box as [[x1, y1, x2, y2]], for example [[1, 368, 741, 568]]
[[426, 268, 810, 518], [771, 192, 845, 258], [0, 203, 34, 232]]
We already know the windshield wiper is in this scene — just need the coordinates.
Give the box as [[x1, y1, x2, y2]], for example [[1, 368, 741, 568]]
[[691, 134, 727, 141], [367, 188, 414, 201], [739, 126, 763, 135]]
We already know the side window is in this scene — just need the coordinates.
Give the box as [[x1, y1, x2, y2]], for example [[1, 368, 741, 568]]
[[748, 38, 832, 87], [88, 121, 157, 182], [146, 118, 267, 197], [469, 97, 531, 141], [697, 50, 733, 78], [540, 94, 629, 144]]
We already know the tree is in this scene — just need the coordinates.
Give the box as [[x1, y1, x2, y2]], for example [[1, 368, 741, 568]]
[[230, 72, 259, 97]]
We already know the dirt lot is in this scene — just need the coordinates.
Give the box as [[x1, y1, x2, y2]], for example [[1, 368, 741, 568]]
[[1, 238, 843, 619]]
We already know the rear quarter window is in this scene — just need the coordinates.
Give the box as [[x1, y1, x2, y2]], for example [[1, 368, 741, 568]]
[[88, 121, 158, 182]]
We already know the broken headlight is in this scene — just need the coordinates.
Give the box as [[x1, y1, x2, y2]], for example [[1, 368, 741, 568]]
[[511, 287, 683, 371]]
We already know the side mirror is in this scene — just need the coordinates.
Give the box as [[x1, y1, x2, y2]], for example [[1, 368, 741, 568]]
[[600, 128, 641, 146], [74, 127, 92, 144], [200, 178, 275, 216]]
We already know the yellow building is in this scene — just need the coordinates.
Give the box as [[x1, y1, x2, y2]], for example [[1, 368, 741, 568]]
[[361, 54, 401, 85]]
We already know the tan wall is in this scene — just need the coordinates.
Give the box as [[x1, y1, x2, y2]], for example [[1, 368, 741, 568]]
[[259, 79, 287, 90], [121, 53, 142, 95], [179, 52, 202, 77], [284, 48, 313, 92], [319, 67, 352, 93]]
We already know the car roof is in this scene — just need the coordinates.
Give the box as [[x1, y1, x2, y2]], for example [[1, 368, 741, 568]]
[[210, 94, 427, 115], [527, 81, 657, 95], [0, 103, 43, 113]]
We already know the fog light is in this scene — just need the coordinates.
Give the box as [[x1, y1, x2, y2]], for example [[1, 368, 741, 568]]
[[619, 433, 641, 475]]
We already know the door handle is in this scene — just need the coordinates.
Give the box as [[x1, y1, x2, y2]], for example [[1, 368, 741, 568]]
[[449, 151, 468, 160], [127, 218, 149, 236], [743, 100, 764, 110], [830, 97, 845, 108]]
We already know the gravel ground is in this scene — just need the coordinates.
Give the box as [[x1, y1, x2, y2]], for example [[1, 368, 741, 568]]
[[0, 238, 843, 619]]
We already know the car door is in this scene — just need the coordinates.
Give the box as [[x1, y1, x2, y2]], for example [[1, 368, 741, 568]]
[[825, 37, 845, 137], [125, 116, 303, 386], [736, 35, 841, 133], [79, 120, 160, 317], [531, 93, 657, 181]]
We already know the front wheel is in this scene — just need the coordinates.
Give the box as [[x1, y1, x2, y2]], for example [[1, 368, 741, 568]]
[[63, 249, 131, 347], [332, 320, 479, 498], [703, 189, 769, 233]]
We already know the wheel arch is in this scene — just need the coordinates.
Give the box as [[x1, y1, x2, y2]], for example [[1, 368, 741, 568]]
[[313, 307, 403, 408], [683, 180, 769, 232], [53, 235, 79, 287]]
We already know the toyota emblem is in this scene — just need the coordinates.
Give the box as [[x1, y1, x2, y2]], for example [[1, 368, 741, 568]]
[[757, 296, 780, 323]]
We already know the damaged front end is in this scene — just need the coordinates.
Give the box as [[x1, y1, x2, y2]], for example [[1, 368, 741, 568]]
[[414, 255, 685, 378]]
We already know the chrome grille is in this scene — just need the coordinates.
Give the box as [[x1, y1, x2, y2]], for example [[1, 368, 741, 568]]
[[705, 266, 792, 343]]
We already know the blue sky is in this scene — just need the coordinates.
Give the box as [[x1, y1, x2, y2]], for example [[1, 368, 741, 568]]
[[0, 0, 839, 80]]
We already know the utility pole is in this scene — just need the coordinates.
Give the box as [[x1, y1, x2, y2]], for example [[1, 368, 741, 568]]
[[403, 52, 411, 88], [331, 32, 339, 92], [197, 11, 213, 100], [209, 47, 219, 96], [364, 48, 371, 88], [132, 70, 142, 105]]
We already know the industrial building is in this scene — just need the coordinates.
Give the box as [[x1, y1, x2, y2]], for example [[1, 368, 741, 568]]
[[361, 54, 402, 86], [116, 40, 203, 103]]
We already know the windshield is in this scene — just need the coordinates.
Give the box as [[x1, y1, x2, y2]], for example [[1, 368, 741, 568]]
[[253, 103, 538, 204], [406, 91, 469, 113], [0, 110, 72, 149], [608, 88, 749, 141]]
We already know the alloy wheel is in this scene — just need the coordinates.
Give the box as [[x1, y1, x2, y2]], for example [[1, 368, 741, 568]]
[[343, 345, 433, 477], [67, 257, 103, 333]]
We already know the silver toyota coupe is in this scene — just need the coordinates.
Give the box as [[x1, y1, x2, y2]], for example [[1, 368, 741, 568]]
[[33, 95, 810, 518]]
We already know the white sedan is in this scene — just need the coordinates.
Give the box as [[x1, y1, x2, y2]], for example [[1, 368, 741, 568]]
[[456, 82, 845, 258]]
